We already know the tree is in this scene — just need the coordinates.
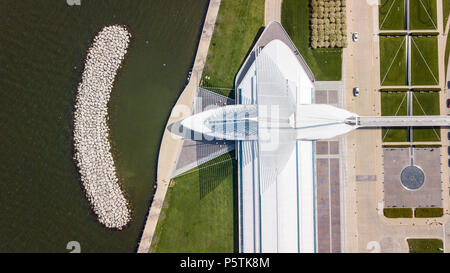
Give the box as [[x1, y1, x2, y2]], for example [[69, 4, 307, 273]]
[[318, 29, 325, 39]]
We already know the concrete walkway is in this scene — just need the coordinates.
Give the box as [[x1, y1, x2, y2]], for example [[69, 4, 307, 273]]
[[264, 0, 282, 25], [359, 115, 450, 127], [136, 0, 221, 253]]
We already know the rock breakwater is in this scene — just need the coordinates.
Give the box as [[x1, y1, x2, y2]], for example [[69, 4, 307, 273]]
[[73, 25, 131, 229]]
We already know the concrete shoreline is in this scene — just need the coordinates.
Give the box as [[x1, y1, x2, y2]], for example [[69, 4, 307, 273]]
[[137, 0, 221, 253]]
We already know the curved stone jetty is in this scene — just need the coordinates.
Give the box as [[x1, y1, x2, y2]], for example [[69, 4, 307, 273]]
[[73, 25, 131, 229]]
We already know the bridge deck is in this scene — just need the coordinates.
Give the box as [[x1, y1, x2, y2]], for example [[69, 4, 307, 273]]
[[358, 116, 450, 127]]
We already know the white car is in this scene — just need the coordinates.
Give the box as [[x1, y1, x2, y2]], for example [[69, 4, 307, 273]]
[[353, 87, 360, 97], [352, 32, 359, 42]]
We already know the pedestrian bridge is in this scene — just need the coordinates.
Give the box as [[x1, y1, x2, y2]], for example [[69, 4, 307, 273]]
[[356, 116, 450, 127]]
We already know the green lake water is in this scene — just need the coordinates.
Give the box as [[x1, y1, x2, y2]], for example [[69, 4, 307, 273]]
[[0, 0, 208, 252]]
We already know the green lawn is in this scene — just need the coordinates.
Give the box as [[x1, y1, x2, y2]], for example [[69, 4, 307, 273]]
[[381, 92, 409, 142], [410, 0, 437, 30], [411, 36, 439, 85], [201, 0, 264, 98], [415, 207, 444, 218], [380, 36, 407, 86], [412, 91, 441, 141], [282, 0, 342, 81], [444, 0, 450, 27], [151, 152, 235, 253], [384, 208, 413, 218], [379, 0, 405, 30], [444, 0, 450, 75], [407, 238, 443, 253]]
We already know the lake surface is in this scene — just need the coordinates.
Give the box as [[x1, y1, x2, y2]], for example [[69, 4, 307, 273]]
[[0, 0, 208, 252]]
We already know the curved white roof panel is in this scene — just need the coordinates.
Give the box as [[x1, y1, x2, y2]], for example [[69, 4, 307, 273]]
[[237, 32, 318, 253]]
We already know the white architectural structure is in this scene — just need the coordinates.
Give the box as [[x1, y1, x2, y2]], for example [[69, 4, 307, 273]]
[[179, 22, 449, 253]]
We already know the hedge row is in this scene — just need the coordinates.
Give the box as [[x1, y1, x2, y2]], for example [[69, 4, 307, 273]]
[[383, 208, 413, 218], [415, 208, 444, 218]]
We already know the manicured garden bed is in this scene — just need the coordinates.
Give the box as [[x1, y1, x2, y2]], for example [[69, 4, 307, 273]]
[[381, 92, 409, 142], [412, 91, 441, 142], [411, 36, 439, 86], [379, 0, 405, 30], [414, 207, 444, 218], [407, 238, 443, 253], [380, 36, 407, 86], [384, 208, 413, 218], [409, 0, 437, 30]]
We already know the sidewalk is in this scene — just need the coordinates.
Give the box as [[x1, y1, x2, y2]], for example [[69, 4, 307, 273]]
[[264, 0, 282, 25]]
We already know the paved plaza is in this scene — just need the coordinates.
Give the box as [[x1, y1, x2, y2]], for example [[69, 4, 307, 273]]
[[383, 148, 443, 208], [316, 142, 342, 253], [314, 86, 345, 253]]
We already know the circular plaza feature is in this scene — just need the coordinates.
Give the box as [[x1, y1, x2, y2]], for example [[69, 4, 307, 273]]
[[400, 165, 425, 190]]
